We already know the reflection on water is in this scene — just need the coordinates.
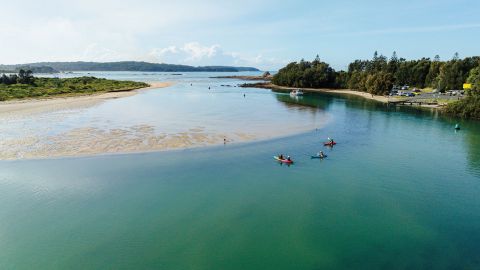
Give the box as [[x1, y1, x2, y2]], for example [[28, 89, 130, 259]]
[[464, 121, 480, 177], [0, 72, 479, 269]]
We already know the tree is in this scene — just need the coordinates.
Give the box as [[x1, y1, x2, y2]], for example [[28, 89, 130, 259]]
[[365, 72, 393, 95], [387, 51, 399, 74], [17, 69, 34, 84], [453, 52, 459, 61], [272, 57, 336, 88], [466, 66, 480, 93], [426, 60, 443, 87]]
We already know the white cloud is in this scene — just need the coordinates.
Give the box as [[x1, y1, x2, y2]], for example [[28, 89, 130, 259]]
[[182, 42, 221, 62], [147, 42, 285, 69]]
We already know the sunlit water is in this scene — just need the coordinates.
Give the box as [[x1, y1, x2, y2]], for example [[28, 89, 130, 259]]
[[0, 72, 328, 159], [0, 72, 479, 269]]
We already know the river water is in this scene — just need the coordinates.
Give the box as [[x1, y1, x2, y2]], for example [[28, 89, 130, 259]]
[[0, 72, 479, 269]]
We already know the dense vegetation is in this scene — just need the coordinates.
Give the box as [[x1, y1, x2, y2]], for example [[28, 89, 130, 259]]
[[273, 53, 480, 95], [273, 52, 480, 119], [0, 65, 58, 74], [0, 61, 259, 73], [0, 70, 148, 101], [445, 66, 480, 119]]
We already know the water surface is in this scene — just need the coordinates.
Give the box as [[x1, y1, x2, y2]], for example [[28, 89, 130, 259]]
[[0, 73, 479, 269]]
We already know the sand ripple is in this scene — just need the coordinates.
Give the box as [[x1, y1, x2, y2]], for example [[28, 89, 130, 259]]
[[0, 125, 255, 160]]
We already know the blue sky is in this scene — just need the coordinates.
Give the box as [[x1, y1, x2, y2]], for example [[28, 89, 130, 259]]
[[1, 0, 479, 70]]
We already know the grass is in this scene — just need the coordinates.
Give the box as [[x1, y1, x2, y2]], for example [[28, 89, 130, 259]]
[[0, 77, 149, 101], [421, 87, 435, 93]]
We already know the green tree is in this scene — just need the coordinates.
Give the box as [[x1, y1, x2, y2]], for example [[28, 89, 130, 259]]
[[365, 72, 393, 95], [466, 66, 480, 93]]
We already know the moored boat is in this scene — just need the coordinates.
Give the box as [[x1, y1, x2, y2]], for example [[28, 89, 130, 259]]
[[290, 89, 304, 96]]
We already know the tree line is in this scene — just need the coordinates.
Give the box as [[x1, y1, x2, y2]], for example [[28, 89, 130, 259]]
[[0, 69, 34, 85], [272, 52, 480, 95]]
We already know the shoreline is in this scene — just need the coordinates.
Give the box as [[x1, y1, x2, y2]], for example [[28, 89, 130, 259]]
[[0, 127, 322, 162], [241, 82, 443, 108], [0, 124, 328, 161], [0, 81, 174, 117]]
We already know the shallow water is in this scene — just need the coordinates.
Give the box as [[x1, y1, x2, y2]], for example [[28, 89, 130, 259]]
[[0, 72, 328, 159], [0, 73, 479, 269]]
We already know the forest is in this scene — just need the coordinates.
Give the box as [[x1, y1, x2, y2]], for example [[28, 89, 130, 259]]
[[272, 52, 480, 95], [272, 52, 480, 119]]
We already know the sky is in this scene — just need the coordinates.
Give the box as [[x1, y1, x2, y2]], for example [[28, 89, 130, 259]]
[[1, 0, 479, 70]]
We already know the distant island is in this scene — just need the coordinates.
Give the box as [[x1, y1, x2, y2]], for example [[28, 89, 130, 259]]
[[0, 61, 259, 73]]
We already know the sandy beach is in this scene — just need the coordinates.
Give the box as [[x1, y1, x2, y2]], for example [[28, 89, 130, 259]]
[[242, 82, 402, 103], [0, 78, 320, 160], [0, 81, 174, 117], [0, 125, 257, 160]]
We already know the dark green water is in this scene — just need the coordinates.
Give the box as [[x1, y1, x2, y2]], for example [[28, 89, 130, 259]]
[[1, 91, 479, 269]]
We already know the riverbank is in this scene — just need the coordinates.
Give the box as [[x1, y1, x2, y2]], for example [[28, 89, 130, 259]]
[[241, 82, 443, 108], [0, 81, 174, 117]]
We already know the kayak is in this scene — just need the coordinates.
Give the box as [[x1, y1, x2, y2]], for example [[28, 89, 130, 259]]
[[274, 156, 293, 164], [324, 141, 336, 146], [311, 154, 327, 159]]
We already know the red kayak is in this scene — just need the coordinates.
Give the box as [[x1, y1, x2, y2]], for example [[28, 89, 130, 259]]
[[274, 156, 293, 164], [324, 141, 337, 146]]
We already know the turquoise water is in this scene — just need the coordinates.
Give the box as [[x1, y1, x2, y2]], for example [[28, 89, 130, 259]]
[[0, 72, 327, 159], [0, 73, 479, 269]]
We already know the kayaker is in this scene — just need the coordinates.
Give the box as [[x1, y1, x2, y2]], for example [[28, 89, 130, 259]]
[[279, 154, 284, 160], [327, 137, 335, 144], [287, 156, 291, 161], [318, 151, 325, 158]]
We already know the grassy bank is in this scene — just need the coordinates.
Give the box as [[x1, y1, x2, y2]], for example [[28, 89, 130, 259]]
[[445, 95, 480, 119], [0, 76, 149, 101]]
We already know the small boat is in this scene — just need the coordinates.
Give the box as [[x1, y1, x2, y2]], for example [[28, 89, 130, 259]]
[[290, 89, 304, 96], [311, 154, 327, 159], [274, 156, 293, 164], [324, 141, 336, 146]]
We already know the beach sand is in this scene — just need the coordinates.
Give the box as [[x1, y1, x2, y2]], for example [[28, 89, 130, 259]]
[[0, 125, 256, 160], [254, 83, 394, 103], [0, 81, 174, 117], [0, 81, 269, 160], [0, 80, 330, 160]]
